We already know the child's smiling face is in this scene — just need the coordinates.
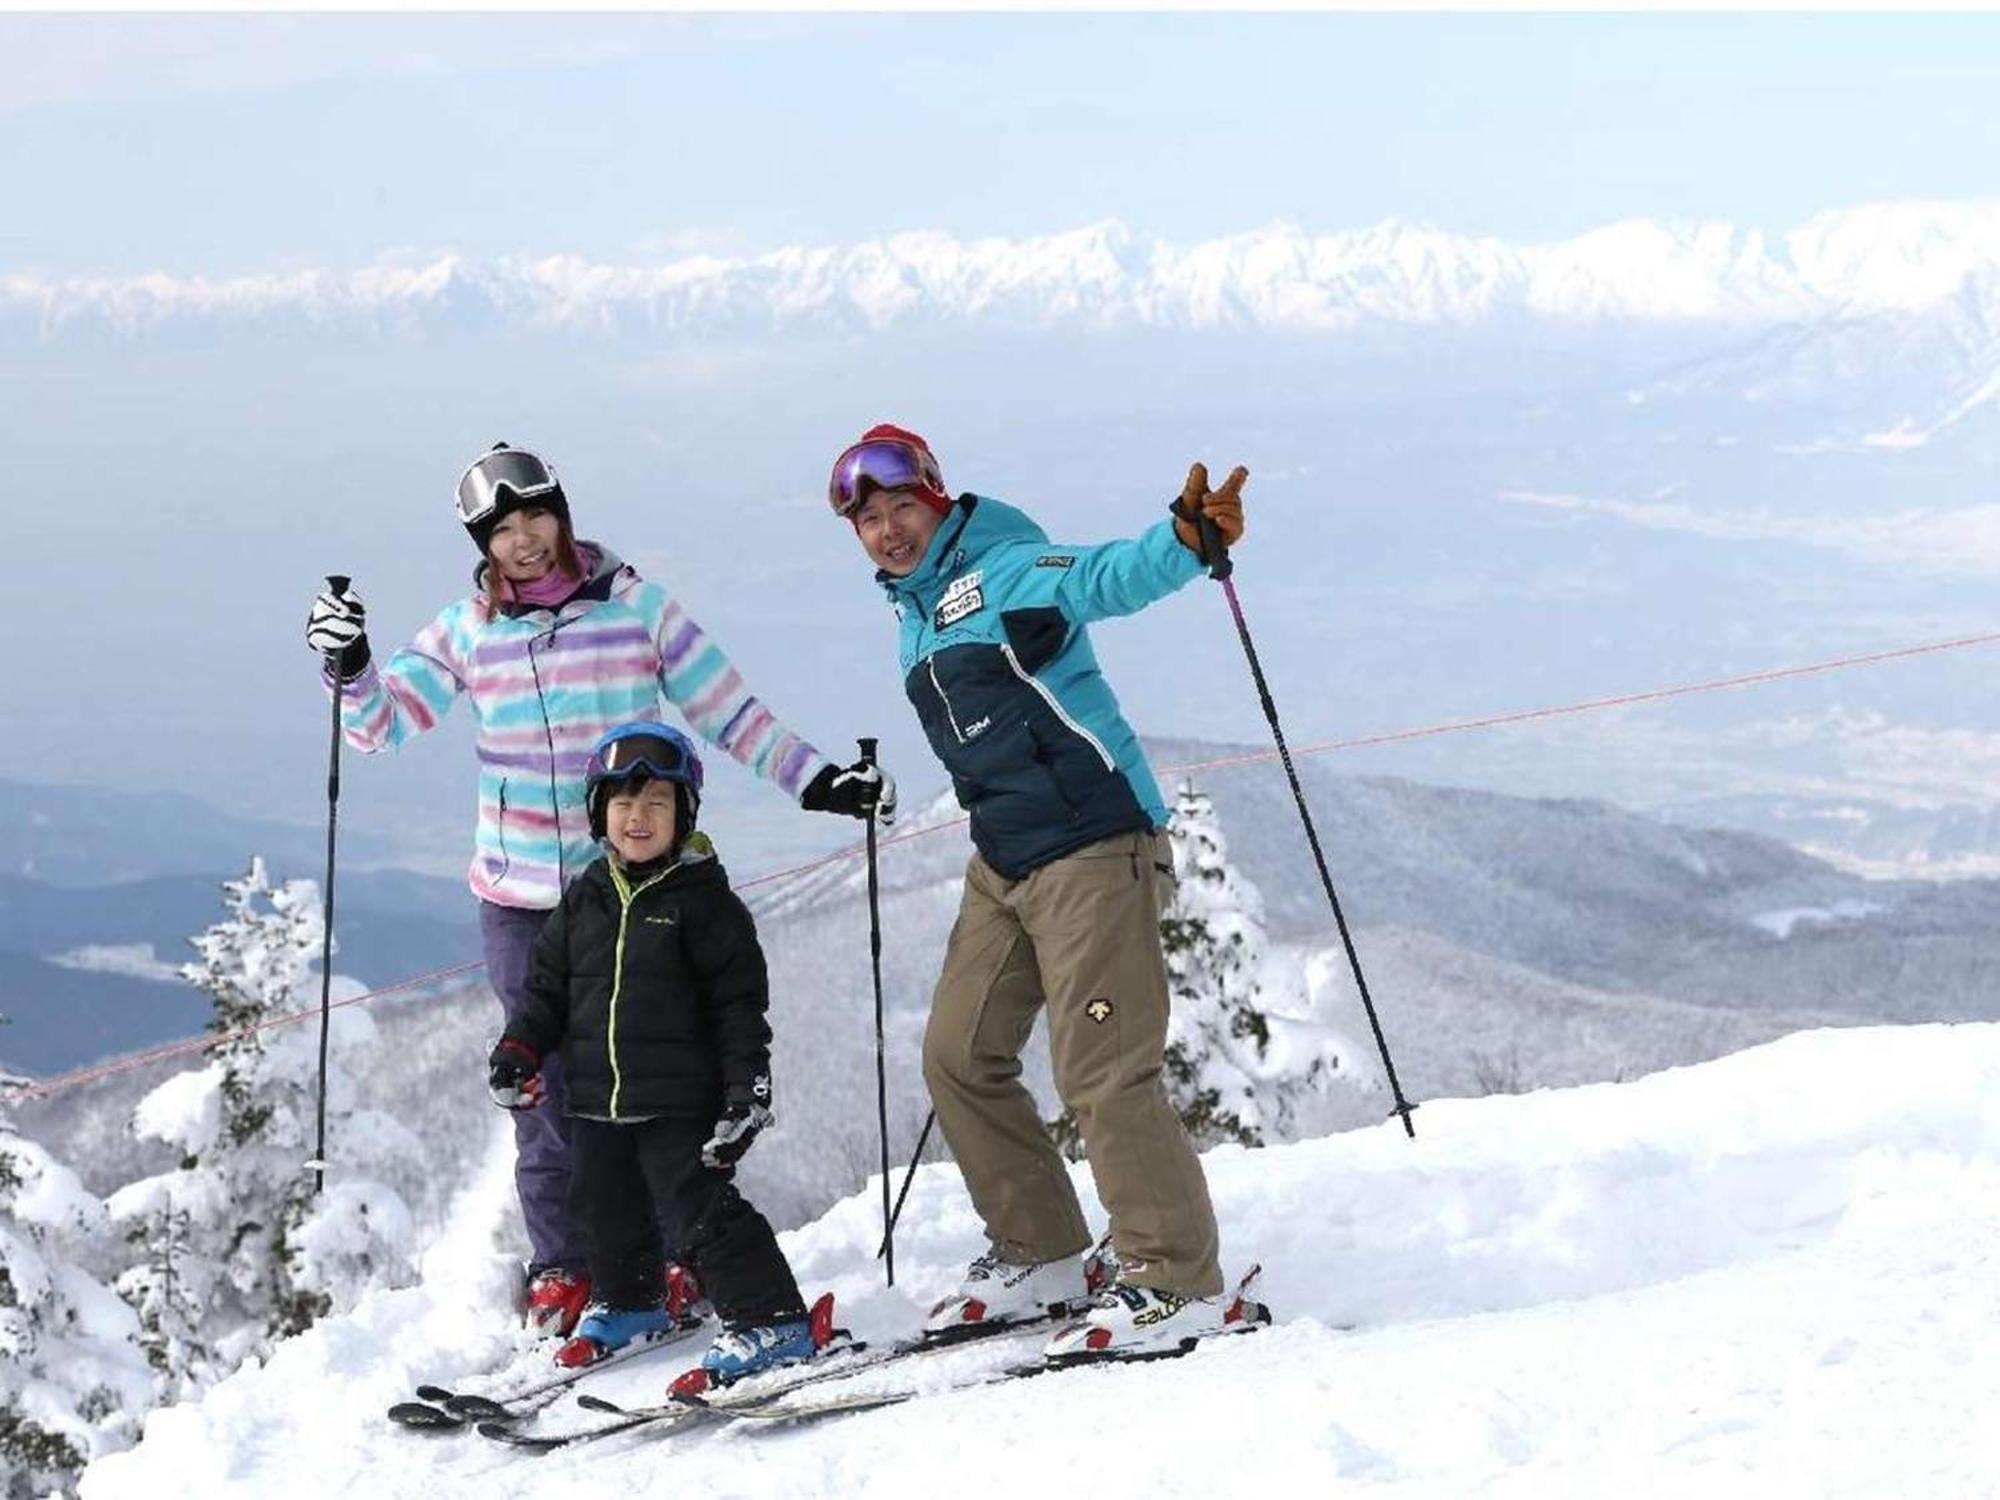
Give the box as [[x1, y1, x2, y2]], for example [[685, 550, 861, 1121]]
[[604, 779, 679, 864]]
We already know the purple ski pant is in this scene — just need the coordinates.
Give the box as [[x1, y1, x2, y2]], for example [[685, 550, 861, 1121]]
[[480, 899, 590, 1274]]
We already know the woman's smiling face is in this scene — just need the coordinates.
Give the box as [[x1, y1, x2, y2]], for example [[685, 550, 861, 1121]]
[[487, 507, 565, 583]]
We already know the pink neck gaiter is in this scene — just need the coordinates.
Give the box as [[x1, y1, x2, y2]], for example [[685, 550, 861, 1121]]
[[495, 543, 594, 608]]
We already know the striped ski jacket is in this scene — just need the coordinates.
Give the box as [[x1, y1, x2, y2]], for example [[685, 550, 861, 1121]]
[[328, 544, 829, 909], [881, 494, 1204, 879]]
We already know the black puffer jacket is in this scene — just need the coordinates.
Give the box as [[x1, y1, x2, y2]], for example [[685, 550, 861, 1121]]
[[507, 835, 771, 1121]]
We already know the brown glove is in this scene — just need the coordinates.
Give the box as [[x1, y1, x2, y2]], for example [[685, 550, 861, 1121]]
[[1171, 462, 1249, 556]]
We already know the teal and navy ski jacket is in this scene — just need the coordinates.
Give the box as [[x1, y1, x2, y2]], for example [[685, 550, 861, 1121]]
[[882, 493, 1203, 880]]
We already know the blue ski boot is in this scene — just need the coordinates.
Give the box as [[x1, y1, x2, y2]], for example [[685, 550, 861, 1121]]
[[669, 1293, 835, 1396], [555, 1304, 677, 1369], [699, 1316, 815, 1381]]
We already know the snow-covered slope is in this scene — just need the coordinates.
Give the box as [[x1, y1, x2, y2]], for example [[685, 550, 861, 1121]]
[[77, 1023, 2000, 1498]]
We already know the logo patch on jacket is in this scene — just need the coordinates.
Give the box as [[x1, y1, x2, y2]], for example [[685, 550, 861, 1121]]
[[644, 911, 679, 926], [1086, 997, 1114, 1024], [1035, 553, 1076, 569], [935, 571, 986, 628]]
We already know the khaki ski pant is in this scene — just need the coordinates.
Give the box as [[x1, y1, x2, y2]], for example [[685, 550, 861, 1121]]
[[921, 829, 1224, 1299]]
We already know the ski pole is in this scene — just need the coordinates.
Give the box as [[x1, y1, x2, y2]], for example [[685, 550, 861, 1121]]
[[1189, 501, 1419, 1138], [858, 737, 896, 1285], [876, 1108, 935, 1261], [309, 573, 350, 1192]]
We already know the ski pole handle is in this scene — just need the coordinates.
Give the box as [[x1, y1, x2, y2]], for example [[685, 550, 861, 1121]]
[[858, 736, 878, 768], [1195, 513, 1234, 582], [326, 573, 351, 597]]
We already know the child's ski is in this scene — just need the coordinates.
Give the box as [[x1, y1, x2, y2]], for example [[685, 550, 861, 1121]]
[[385, 1316, 709, 1430]]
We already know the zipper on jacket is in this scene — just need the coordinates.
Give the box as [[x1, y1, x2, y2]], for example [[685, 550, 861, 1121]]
[[927, 657, 969, 744], [493, 779, 512, 881], [526, 629, 566, 889], [605, 860, 674, 1120], [999, 642, 1116, 771]]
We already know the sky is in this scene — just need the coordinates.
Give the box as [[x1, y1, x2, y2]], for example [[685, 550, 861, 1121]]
[[6, 10, 2000, 883], [5, 12, 2000, 277]]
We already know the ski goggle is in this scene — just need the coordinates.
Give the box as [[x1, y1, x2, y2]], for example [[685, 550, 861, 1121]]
[[455, 449, 561, 527], [586, 731, 703, 794], [827, 439, 943, 517]]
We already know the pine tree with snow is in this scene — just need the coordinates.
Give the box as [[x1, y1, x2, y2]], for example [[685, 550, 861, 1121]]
[[1, 1043, 153, 1498], [1050, 780, 1348, 1155], [108, 859, 418, 1401]]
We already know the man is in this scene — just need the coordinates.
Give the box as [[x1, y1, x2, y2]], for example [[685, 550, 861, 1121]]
[[827, 422, 1248, 1360]]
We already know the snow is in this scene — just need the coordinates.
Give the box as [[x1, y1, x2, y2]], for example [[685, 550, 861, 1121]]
[[45, 943, 184, 983], [1750, 900, 1884, 939], [77, 1022, 2000, 1499], [12, 200, 2000, 340]]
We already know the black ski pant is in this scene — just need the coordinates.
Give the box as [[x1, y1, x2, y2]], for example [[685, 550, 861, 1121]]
[[568, 1114, 806, 1329]]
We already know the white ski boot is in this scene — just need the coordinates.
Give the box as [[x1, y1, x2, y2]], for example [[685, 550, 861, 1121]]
[[924, 1246, 1096, 1336], [1042, 1263, 1269, 1364]]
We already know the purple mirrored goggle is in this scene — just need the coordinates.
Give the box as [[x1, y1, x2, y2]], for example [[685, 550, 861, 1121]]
[[827, 439, 943, 517]]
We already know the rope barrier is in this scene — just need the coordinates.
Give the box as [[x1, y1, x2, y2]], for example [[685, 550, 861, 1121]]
[[20, 626, 2000, 1105]]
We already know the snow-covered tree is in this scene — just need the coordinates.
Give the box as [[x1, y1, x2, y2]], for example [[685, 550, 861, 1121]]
[[1051, 780, 1348, 1156], [108, 860, 419, 1401], [1, 1047, 153, 1498]]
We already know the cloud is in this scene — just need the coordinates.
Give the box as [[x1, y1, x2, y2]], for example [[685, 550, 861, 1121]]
[[1500, 489, 2000, 578]]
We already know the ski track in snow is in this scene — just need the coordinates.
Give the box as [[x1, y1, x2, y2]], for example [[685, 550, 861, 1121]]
[[79, 1024, 2000, 1499]]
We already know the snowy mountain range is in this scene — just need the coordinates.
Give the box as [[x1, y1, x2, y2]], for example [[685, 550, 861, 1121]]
[[9, 201, 2000, 342]]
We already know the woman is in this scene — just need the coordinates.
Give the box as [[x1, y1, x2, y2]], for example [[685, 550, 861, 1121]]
[[304, 442, 892, 1336]]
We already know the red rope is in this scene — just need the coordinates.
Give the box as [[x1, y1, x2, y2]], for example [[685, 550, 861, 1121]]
[[21, 627, 2000, 1105]]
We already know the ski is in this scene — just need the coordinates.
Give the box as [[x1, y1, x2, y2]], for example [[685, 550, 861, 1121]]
[[385, 1316, 710, 1430], [474, 1403, 709, 1453], [677, 1385, 919, 1425], [577, 1310, 1065, 1421], [701, 1270, 1276, 1432]]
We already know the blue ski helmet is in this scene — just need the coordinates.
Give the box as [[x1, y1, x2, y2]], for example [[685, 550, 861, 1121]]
[[585, 722, 704, 844]]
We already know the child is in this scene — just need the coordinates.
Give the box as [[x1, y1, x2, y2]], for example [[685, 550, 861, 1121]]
[[485, 721, 820, 1382]]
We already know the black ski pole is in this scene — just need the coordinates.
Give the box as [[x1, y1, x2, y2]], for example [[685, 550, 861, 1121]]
[[876, 1108, 935, 1261], [309, 574, 350, 1193], [1188, 498, 1418, 1138], [858, 737, 896, 1285]]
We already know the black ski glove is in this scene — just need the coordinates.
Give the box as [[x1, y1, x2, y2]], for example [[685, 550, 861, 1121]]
[[801, 759, 898, 826], [306, 582, 372, 682], [701, 1078, 775, 1169], [487, 1038, 546, 1112]]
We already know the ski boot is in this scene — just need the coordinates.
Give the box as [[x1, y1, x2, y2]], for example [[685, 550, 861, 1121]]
[[554, 1304, 678, 1369], [1043, 1262, 1270, 1365], [668, 1292, 841, 1397], [923, 1235, 1112, 1337], [523, 1266, 592, 1339], [664, 1261, 710, 1323]]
